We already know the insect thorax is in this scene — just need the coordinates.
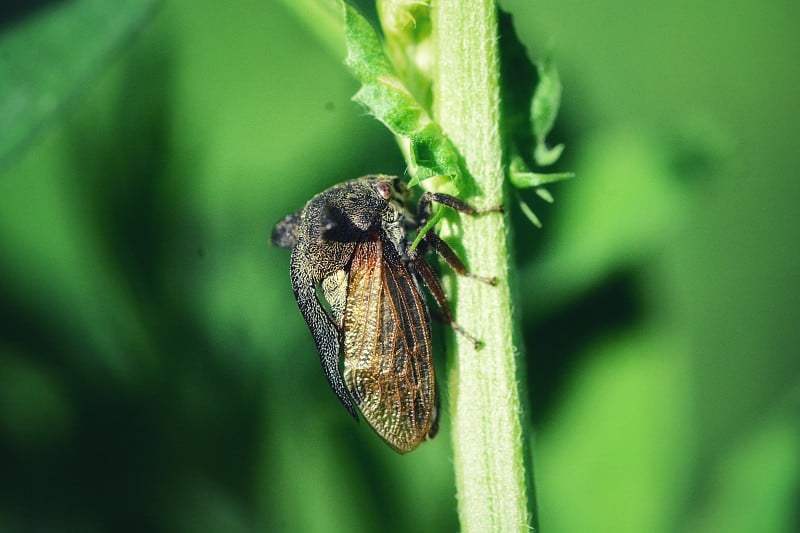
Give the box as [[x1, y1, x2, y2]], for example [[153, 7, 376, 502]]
[[381, 203, 413, 262]]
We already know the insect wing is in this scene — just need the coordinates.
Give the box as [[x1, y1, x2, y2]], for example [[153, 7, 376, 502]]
[[342, 238, 437, 453]]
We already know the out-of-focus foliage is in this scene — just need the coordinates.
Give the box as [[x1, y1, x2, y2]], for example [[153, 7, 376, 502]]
[[0, 1, 798, 532], [0, 0, 160, 174]]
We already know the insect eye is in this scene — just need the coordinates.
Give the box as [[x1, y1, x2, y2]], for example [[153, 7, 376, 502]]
[[375, 182, 393, 200]]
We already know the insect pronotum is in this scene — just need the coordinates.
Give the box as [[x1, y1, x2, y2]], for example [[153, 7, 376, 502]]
[[271, 175, 499, 453]]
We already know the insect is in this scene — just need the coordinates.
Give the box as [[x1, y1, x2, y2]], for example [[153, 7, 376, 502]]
[[271, 175, 499, 453]]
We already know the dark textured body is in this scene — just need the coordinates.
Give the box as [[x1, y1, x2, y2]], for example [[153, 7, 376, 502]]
[[271, 175, 497, 453]]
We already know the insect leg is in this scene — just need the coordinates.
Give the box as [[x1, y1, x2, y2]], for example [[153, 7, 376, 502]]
[[418, 191, 502, 220], [417, 192, 502, 285], [411, 255, 481, 349], [422, 231, 497, 285], [290, 252, 358, 420]]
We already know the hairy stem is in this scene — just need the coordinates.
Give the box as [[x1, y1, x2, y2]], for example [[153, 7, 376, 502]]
[[432, 1, 533, 531]]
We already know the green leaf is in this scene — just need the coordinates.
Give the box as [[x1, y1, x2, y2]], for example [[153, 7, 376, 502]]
[[343, 2, 394, 80], [377, 0, 434, 107], [497, 9, 537, 167], [531, 52, 563, 165], [342, 1, 462, 189], [534, 140, 565, 167], [0, 0, 160, 175], [518, 195, 543, 228], [497, 9, 571, 231], [535, 187, 555, 203], [509, 169, 575, 189], [508, 156, 573, 228], [497, 10, 565, 168]]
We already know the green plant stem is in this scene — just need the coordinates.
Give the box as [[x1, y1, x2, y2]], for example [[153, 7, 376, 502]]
[[432, 1, 532, 531]]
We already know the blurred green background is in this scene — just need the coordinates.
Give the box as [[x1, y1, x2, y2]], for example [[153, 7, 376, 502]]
[[1, 0, 798, 532]]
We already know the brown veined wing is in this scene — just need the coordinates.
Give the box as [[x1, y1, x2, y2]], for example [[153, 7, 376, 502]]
[[342, 236, 438, 453]]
